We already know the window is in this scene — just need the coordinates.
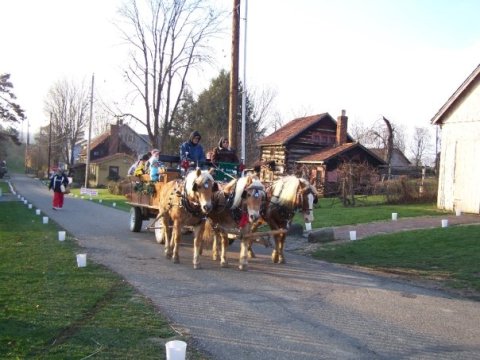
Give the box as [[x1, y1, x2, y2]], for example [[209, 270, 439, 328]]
[[108, 166, 120, 181]]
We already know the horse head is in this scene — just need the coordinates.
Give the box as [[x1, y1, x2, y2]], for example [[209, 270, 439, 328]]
[[297, 178, 318, 223], [185, 168, 218, 214], [242, 175, 266, 223]]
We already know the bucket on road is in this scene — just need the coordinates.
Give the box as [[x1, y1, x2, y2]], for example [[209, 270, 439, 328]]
[[35, 209, 41, 215], [455, 209, 461, 216], [42, 216, 49, 224], [441, 219, 448, 228], [165, 340, 187, 360], [392, 212, 398, 221], [58, 231, 66, 241], [305, 222, 312, 231]]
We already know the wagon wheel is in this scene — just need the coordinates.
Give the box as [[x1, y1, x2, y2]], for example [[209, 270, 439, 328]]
[[129, 207, 142, 232]]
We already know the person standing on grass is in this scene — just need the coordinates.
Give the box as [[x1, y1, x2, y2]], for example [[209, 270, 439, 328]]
[[48, 168, 69, 210]]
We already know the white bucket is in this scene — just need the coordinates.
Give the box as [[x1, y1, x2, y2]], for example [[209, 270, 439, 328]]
[[42, 216, 49, 224], [28, 204, 32, 209], [99, 199, 103, 203], [441, 219, 448, 228], [349, 230, 357, 241], [58, 231, 66, 241], [392, 212, 398, 221], [23, 200, 28, 205], [17, 194, 21, 199], [305, 222, 312, 231], [165, 340, 187, 360], [455, 209, 461, 216], [112, 202, 116, 207], [76, 254, 87, 267], [0, 188, 2, 196], [35, 209, 41, 215]]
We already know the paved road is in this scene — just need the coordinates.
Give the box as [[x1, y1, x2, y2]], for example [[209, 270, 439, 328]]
[[6, 174, 480, 360]]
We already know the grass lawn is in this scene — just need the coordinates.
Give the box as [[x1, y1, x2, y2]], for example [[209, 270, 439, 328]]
[[312, 225, 480, 298], [294, 196, 450, 228], [0, 187, 207, 359]]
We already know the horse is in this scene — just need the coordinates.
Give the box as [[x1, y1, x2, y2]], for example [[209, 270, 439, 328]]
[[203, 173, 266, 270], [157, 168, 217, 268], [251, 175, 318, 264]]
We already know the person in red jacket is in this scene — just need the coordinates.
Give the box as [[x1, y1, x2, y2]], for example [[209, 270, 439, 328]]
[[48, 168, 69, 210]]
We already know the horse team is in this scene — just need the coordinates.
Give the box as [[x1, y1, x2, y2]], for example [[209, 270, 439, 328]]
[[156, 167, 318, 270]]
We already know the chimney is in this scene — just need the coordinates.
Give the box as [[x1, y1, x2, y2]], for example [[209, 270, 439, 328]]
[[109, 124, 120, 155], [336, 109, 348, 146]]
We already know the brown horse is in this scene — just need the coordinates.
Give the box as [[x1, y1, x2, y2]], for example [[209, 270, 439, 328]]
[[251, 175, 318, 264], [204, 174, 266, 270], [157, 168, 217, 268]]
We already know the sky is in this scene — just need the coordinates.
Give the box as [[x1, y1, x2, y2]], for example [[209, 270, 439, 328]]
[[2, 0, 480, 156]]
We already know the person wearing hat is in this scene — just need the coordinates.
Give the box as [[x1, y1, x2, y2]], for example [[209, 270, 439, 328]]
[[148, 150, 165, 181], [211, 137, 239, 165], [133, 154, 150, 176], [48, 167, 69, 210], [180, 131, 206, 164]]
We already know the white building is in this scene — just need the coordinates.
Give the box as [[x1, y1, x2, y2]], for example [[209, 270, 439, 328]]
[[431, 64, 480, 214]]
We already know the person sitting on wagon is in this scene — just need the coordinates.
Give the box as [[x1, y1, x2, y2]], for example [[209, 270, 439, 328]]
[[133, 154, 150, 177], [180, 131, 206, 168], [211, 137, 239, 166], [149, 150, 165, 181]]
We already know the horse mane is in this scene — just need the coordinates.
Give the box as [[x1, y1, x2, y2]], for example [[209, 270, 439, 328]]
[[184, 169, 214, 197], [298, 178, 318, 197], [230, 175, 265, 209], [272, 175, 300, 208]]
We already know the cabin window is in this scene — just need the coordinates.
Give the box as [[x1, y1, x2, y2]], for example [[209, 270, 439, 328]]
[[108, 166, 120, 181]]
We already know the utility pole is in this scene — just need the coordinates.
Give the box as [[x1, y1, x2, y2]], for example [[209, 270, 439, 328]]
[[228, 0, 240, 151], [84, 73, 94, 188], [47, 113, 52, 178], [241, 0, 248, 165]]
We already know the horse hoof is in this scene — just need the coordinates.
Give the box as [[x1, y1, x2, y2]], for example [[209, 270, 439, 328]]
[[193, 263, 201, 270], [238, 264, 248, 271], [279, 257, 286, 264], [165, 253, 172, 259], [248, 251, 256, 259], [271, 252, 279, 263], [173, 257, 179, 264], [221, 262, 229, 268]]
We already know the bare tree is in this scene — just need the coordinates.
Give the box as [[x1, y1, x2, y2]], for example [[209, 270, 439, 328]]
[[354, 116, 406, 164], [409, 126, 432, 166], [44, 78, 90, 167], [117, 0, 225, 150]]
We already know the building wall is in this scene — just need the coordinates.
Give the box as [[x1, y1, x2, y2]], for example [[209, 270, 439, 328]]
[[90, 154, 135, 187], [437, 81, 480, 213]]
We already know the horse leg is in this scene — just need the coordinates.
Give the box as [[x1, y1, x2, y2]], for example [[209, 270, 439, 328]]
[[162, 216, 173, 259], [271, 233, 281, 263], [171, 221, 182, 264], [277, 233, 286, 264], [238, 238, 250, 271], [219, 233, 229, 268], [212, 232, 219, 261], [192, 224, 204, 269]]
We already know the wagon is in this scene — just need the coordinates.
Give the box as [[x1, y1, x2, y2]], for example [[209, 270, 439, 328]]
[[124, 155, 182, 243]]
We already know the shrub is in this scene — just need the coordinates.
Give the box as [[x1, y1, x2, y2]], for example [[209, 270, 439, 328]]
[[375, 177, 437, 204]]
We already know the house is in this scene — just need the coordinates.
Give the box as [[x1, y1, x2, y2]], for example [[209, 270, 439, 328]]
[[81, 123, 150, 163], [368, 148, 415, 178], [431, 64, 480, 214], [71, 122, 151, 186], [257, 111, 386, 194], [87, 153, 135, 187]]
